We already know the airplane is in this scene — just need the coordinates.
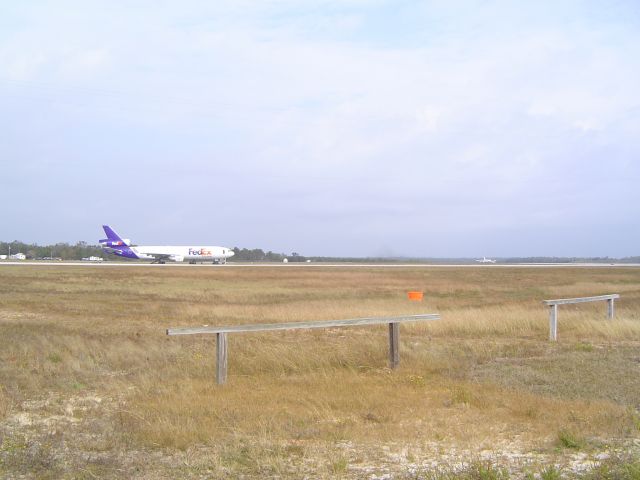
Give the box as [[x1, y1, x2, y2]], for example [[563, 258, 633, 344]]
[[476, 256, 497, 264], [99, 225, 235, 264]]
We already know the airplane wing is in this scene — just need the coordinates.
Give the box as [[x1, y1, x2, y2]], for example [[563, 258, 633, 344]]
[[150, 253, 172, 260], [137, 250, 184, 263]]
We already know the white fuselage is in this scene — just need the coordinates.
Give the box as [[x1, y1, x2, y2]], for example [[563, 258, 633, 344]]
[[132, 246, 234, 262]]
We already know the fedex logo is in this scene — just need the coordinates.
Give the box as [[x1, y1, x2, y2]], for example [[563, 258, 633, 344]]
[[189, 248, 212, 256], [101, 240, 124, 246]]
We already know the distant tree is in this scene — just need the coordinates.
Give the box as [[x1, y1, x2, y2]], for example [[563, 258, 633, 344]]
[[0, 240, 105, 260], [229, 247, 287, 262]]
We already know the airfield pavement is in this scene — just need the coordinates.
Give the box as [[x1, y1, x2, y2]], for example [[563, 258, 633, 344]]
[[1, 261, 640, 268]]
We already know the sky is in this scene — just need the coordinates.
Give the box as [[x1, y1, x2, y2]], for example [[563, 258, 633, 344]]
[[1, 0, 639, 257]]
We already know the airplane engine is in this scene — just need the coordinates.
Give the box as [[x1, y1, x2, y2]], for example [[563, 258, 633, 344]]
[[100, 240, 125, 247], [170, 255, 184, 262]]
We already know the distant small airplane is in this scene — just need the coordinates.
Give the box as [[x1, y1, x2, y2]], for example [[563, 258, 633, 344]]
[[99, 225, 234, 264], [476, 256, 497, 264]]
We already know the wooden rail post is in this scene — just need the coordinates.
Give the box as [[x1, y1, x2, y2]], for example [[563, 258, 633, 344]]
[[543, 294, 619, 342], [388, 322, 400, 369], [216, 332, 228, 385], [549, 304, 558, 341], [167, 313, 440, 384], [607, 298, 615, 319]]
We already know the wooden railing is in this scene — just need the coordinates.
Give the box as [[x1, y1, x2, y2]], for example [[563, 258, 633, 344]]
[[167, 313, 441, 384], [543, 294, 620, 341]]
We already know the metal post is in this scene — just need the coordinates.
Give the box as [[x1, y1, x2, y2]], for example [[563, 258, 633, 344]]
[[216, 332, 228, 384], [549, 304, 558, 341], [607, 298, 615, 319], [388, 322, 400, 368]]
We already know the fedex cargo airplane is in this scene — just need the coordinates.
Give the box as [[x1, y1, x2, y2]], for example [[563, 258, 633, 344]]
[[99, 225, 234, 264]]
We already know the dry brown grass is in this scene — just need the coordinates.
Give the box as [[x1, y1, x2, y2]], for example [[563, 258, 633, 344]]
[[1, 265, 640, 478]]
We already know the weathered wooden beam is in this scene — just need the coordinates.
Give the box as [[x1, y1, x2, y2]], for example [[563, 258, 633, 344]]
[[543, 294, 620, 341], [543, 294, 619, 306], [168, 313, 441, 384], [167, 314, 440, 336]]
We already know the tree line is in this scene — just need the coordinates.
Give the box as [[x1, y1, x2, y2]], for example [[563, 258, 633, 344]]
[[1, 240, 637, 263], [231, 248, 310, 262], [0, 241, 309, 262], [0, 241, 105, 260]]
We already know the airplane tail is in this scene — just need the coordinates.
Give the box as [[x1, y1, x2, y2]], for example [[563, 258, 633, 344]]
[[100, 225, 131, 247], [99, 225, 138, 259]]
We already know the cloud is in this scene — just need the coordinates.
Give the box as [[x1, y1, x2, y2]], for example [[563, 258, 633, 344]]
[[1, 1, 639, 255]]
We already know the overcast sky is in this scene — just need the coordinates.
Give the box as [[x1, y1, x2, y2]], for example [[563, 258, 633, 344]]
[[1, 1, 639, 257]]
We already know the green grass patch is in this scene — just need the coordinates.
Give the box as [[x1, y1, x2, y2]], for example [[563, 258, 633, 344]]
[[557, 429, 586, 450]]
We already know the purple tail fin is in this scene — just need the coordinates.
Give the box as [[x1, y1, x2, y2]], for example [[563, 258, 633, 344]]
[[101, 225, 123, 242], [99, 225, 131, 247], [99, 225, 137, 259]]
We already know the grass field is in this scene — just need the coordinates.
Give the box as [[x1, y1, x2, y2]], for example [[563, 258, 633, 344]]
[[1, 265, 640, 478]]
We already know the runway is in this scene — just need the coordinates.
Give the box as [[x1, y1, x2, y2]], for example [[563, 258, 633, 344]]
[[1, 261, 639, 268]]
